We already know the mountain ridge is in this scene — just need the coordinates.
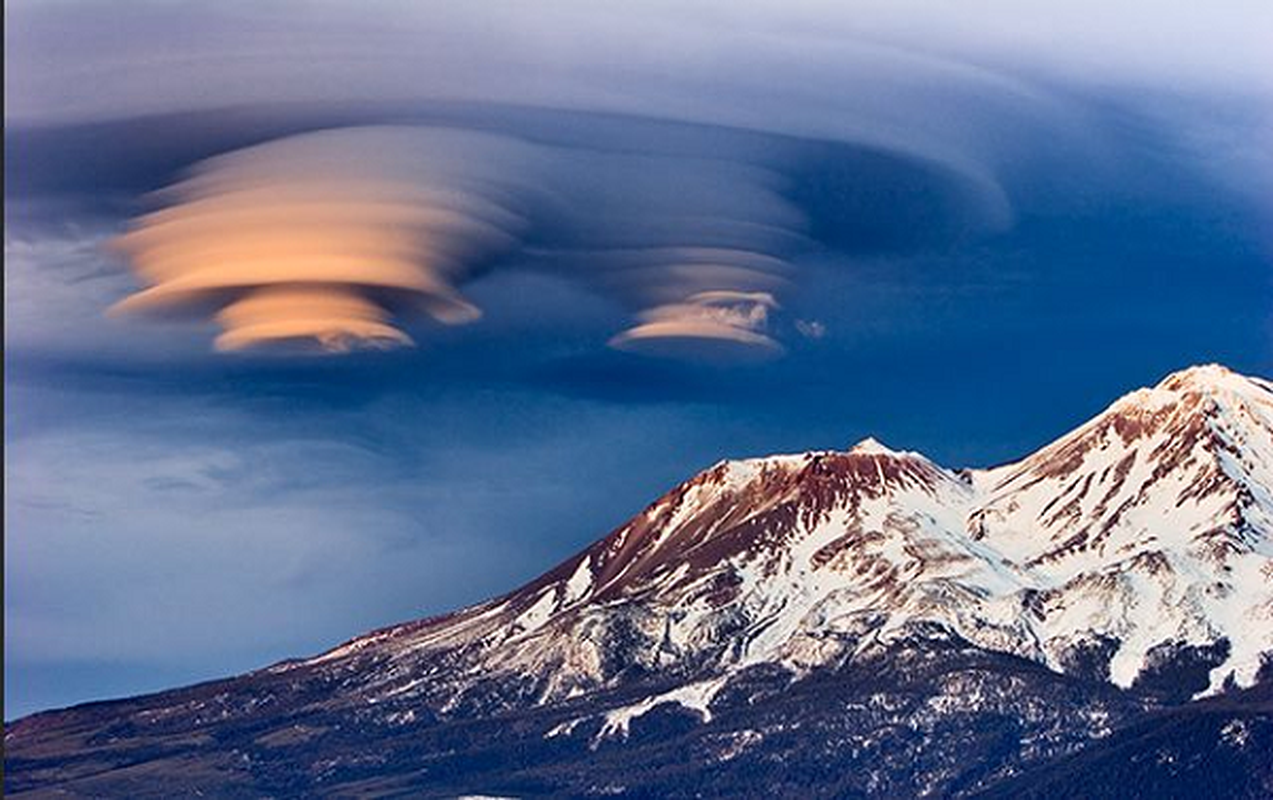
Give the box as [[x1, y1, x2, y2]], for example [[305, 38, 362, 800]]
[[274, 363, 1271, 713], [7, 362, 1273, 798]]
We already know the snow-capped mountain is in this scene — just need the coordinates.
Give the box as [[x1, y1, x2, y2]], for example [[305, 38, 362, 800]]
[[288, 364, 1273, 721], [971, 364, 1273, 692], [8, 364, 1273, 798]]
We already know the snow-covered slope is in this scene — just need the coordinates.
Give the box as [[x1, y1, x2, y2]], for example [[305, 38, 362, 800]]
[[289, 364, 1273, 720], [971, 364, 1273, 692]]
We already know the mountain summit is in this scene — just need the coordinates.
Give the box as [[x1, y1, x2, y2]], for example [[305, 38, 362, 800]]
[[8, 364, 1273, 798]]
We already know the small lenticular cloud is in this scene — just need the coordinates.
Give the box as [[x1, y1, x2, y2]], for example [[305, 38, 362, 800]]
[[545, 152, 806, 361], [610, 290, 782, 360], [111, 127, 539, 353]]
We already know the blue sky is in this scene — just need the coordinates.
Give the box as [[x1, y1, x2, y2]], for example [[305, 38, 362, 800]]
[[5, 0, 1272, 719]]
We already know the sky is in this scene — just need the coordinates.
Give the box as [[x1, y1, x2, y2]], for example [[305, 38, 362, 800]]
[[5, 0, 1273, 720]]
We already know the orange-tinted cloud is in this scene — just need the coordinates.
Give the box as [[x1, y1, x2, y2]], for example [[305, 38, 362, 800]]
[[111, 127, 536, 353]]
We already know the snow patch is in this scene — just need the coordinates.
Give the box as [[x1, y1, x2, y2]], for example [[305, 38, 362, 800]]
[[594, 677, 727, 744]]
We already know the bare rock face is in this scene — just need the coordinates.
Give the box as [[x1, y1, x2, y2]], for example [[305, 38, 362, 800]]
[[7, 364, 1273, 798]]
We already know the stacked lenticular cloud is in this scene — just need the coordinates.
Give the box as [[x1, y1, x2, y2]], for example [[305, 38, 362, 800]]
[[111, 127, 540, 353], [533, 153, 805, 360], [111, 123, 810, 359]]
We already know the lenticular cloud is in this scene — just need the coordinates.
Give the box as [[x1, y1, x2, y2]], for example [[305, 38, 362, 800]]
[[110, 123, 809, 358], [610, 290, 783, 358], [111, 127, 539, 353]]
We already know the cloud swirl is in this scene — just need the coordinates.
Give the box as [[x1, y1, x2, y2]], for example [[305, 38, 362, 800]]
[[16, 2, 1256, 361]]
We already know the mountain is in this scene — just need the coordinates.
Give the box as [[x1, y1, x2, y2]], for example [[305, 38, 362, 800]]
[[7, 364, 1273, 798]]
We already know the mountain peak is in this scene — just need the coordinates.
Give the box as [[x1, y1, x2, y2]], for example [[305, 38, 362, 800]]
[[1154, 363, 1264, 395], [847, 436, 924, 459], [1106, 363, 1271, 421], [849, 435, 893, 455]]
